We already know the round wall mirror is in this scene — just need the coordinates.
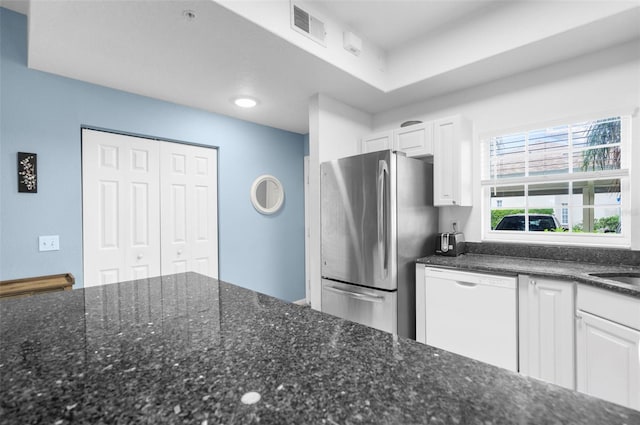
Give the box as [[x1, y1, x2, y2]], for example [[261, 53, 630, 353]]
[[250, 175, 284, 215]]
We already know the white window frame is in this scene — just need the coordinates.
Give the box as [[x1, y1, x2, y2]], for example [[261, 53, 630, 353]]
[[561, 203, 569, 226], [480, 112, 632, 248]]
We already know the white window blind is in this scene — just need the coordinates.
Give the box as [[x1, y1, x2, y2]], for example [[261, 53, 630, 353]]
[[481, 115, 630, 244]]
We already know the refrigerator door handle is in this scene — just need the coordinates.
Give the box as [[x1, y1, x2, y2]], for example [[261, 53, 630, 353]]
[[377, 159, 389, 279], [323, 284, 384, 303]]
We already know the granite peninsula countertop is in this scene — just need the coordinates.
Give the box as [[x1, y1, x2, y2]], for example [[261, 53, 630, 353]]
[[1, 273, 639, 424], [417, 253, 640, 298]]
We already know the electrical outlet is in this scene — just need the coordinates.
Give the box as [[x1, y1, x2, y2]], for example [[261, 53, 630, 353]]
[[39, 235, 60, 252]]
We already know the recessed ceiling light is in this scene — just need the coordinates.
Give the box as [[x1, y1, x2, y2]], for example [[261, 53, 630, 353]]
[[233, 97, 258, 108]]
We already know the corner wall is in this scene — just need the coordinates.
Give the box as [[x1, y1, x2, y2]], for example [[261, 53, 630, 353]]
[[0, 8, 306, 301], [308, 93, 372, 309]]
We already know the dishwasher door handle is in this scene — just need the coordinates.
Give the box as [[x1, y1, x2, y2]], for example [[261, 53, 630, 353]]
[[455, 280, 478, 288]]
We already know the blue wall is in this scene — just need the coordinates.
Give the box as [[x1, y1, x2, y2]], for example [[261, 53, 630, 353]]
[[0, 8, 306, 301]]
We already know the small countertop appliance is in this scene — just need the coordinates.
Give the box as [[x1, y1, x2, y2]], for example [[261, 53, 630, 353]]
[[435, 224, 465, 256]]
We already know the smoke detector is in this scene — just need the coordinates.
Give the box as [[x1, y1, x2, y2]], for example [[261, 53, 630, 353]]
[[182, 10, 197, 21]]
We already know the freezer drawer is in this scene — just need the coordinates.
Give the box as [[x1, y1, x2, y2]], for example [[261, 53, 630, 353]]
[[321, 279, 397, 334], [423, 267, 517, 371]]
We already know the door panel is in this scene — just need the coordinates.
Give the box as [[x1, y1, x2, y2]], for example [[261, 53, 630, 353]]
[[132, 265, 149, 280], [100, 269, 119, 286], [100, 180, 119, 249], [83, 130, 219, 286], [160, 142, 218, 279], [170, 184, 187, 243], [195, 185, 208, 240], [83, 129, 161, 287], [131, 182, 150, 246]]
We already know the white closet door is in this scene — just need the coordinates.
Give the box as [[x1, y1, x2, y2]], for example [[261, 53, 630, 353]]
[[82, 129, 161, 286], [160, 142, 218, 278]]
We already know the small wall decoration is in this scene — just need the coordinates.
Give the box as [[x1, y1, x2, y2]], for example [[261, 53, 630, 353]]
[[17, 152, 37, 193]]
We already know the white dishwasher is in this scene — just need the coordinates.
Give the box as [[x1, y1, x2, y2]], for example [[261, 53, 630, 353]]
[[422, 267, 518, 371]]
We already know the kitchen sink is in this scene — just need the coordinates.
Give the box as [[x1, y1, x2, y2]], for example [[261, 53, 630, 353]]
[[588, 272, 640, 287]]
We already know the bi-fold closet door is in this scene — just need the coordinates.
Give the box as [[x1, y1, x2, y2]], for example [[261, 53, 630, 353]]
[[82, 129, 218, 287]]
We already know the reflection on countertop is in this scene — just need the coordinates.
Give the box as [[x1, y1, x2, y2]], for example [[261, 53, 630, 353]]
[[1, 272, 639, 424]]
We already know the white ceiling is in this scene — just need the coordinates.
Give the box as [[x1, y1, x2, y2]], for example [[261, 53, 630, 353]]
[[1, 0, 639, 134], [312, 0, 500, 51]]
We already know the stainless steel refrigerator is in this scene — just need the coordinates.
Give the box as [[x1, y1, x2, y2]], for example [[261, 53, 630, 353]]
[[321, 150, 439, 339]]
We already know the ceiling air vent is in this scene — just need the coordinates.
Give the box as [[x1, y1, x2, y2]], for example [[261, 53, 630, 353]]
[[292, 4, 326, 46]]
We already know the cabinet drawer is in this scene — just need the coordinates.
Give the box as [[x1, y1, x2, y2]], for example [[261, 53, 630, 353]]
[[577, 285, 640, 330], [321, 279, 397, 334]]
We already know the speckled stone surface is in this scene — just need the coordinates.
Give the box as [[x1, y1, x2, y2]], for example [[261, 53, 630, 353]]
[[465, 242, 640, 266], [418, 243, 640, 298], [1, 273, 638, 424]]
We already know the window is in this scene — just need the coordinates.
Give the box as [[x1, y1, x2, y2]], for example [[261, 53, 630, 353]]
[[561, 203, 569, 226], [482, 115, 630, 245]]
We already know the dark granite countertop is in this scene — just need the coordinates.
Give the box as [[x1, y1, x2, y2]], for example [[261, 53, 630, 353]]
[[1, 272, 639, 424], [417, 253, 640, 298]]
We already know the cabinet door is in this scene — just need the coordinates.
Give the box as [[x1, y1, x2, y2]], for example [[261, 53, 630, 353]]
[[576, 310, 640, 410], [518, 276, 575, 389], [361, 131, 392, 153], [394, 122, 433, 157], [433, 116, 472, 206], [415, 264, 427, 344], [433, 118, 457, 205]]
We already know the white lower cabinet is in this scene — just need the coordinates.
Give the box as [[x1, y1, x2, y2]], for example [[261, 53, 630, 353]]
[[417, 266, 640, 409], [518, 276, 575, 390], [576, 285, 640, 410]]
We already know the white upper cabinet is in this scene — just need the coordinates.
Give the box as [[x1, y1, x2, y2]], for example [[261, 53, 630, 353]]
[[518, 276, 575, 390], [393, 122, 434, 157], [360, 122, 433, 158], [433, 115, 472, 206], [361, 130, 393, 153], [361, 115, 472, 206]]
